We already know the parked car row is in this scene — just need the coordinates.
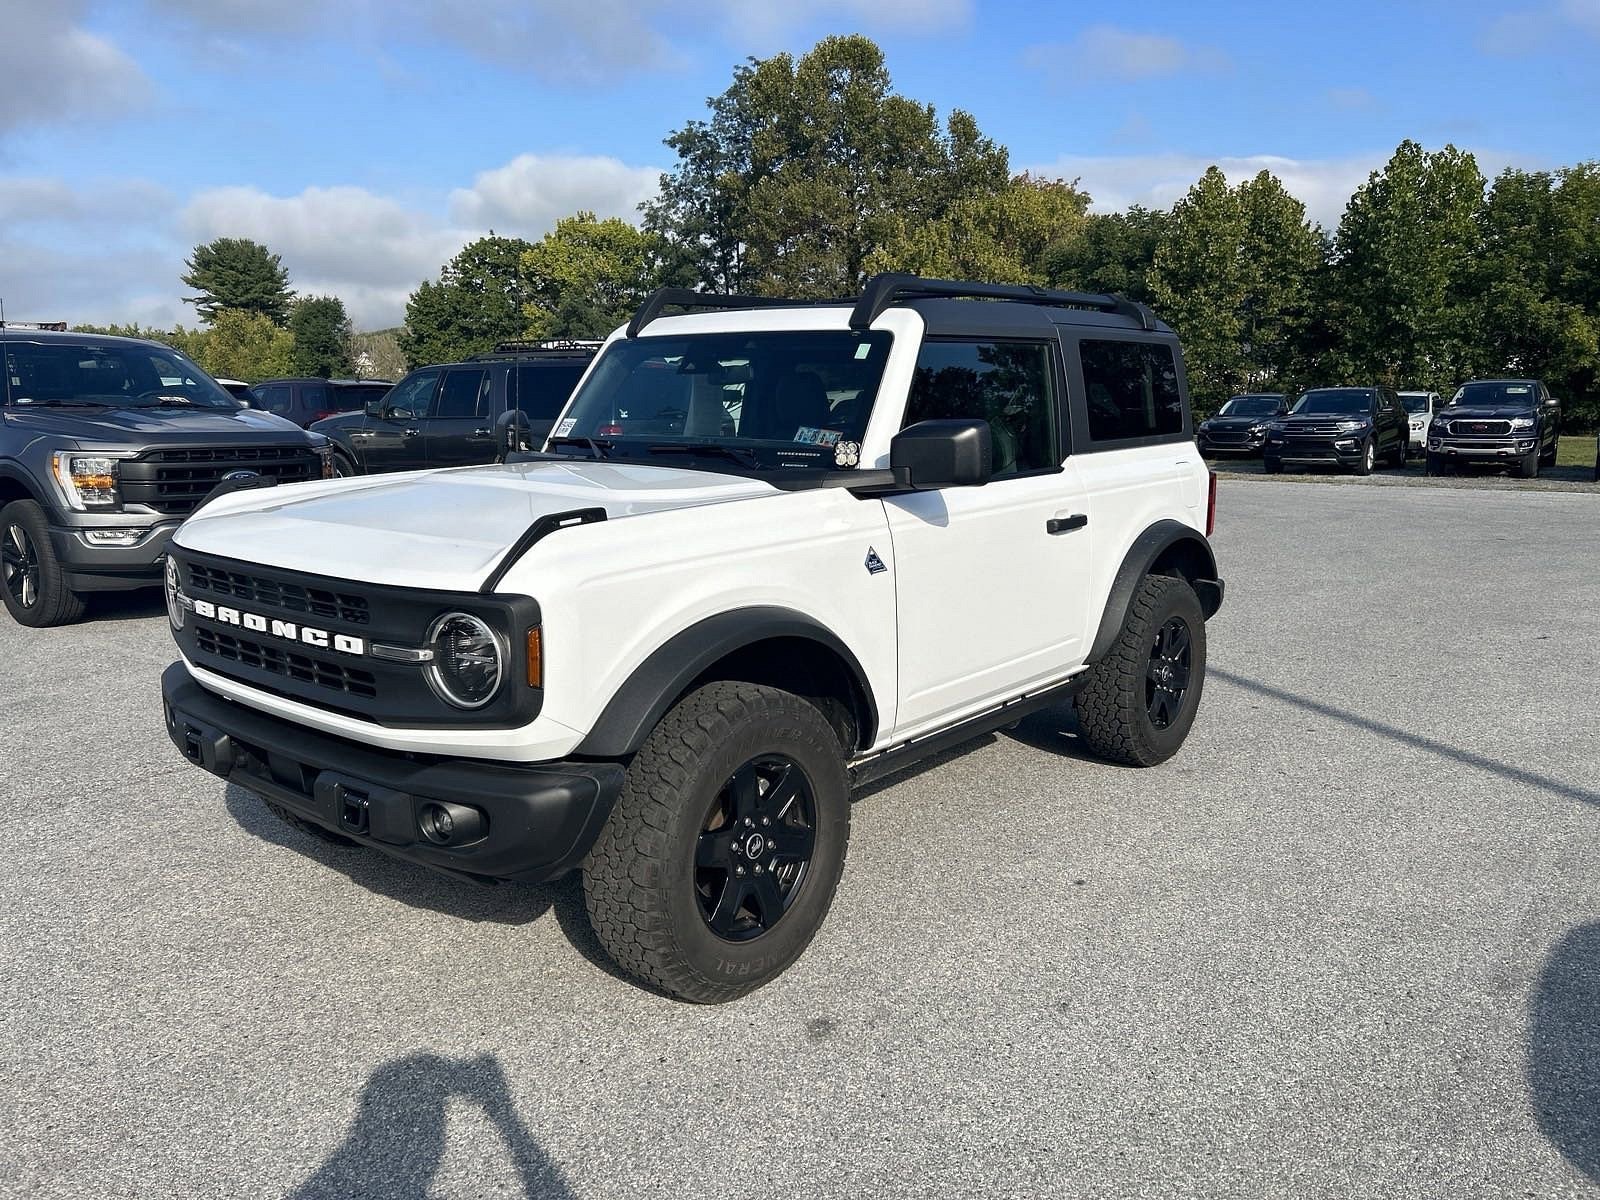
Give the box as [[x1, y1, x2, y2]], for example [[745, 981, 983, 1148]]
[[1199, 379, 1567, 479]]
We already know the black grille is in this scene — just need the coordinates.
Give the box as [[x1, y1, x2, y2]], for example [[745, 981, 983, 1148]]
[[1286, 423, 1346, 436], [195, 627, 377, 699], [121, 446, 320, 516], [1448, 419, 1511, 437], [1205, 429, 1253, 443], [186, 562, 370, 626]]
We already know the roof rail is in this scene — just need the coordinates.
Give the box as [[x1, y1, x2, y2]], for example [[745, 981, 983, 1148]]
[[626, 287, 813, 337], [848, 273, 1155, 332]]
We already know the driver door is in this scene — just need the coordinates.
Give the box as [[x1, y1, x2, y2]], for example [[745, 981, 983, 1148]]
[[356, 368, 439, 473]]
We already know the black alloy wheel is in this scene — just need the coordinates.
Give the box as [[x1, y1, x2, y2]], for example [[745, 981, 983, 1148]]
[[2, 521, 39, 610], [695, 755, 816, 940], [1146, 616, 1193, 731]]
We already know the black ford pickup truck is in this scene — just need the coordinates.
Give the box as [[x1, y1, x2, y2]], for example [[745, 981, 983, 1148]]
[[1, 329, 329, 626], [1426, 379, 1561, 479]]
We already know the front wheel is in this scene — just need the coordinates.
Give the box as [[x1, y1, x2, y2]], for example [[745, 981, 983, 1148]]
[[0, 500, 87, 628], [583, 681, 851, 1002], [1517, 450, 1540, 479], [1076, 574, 1207, 767], [1353, 438, 1376, 476]]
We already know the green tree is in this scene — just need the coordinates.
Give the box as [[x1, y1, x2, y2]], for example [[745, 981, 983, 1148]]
[[196, 309, 295, 381], [869, 173, 1090, 284], [1149, 167, 1249, 408], [644, 34, 1010, 296], [288, 295, 354, 378], [181, 237, 294, 326], [1329, 140, 1484, 391], [349, 329, 408, 381], [1236, 171, 1322, 390], [1044, 206, 1171, 304], [520, 213, 673, 339], [398, 235, 534, 367]]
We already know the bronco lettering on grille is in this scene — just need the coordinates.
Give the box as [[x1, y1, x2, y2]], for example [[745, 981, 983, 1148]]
[[191, 598, 366, 656]]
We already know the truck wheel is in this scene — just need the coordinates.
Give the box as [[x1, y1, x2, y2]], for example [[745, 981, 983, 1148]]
[[1076, 574, 1207, 768], [1262, 457, 1282, 475], [331, 452, 357, 477], [583, 681, 851, 1003], [0, 500, 87, 628], [1540, 438, 1557, 466], [1517, 450, 1539, 479], [1425, 453, 1451, 477]]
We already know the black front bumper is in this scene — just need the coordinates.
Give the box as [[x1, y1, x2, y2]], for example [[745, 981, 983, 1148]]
[[1264, 439, 1364, 466], [162, 663, 624, 883], [48, 519, 176, 591]]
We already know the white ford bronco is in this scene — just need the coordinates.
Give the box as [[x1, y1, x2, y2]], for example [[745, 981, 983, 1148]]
[[161, 275, 1224, 1002]]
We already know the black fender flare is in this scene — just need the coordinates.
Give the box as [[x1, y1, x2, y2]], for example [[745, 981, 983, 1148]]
[[0, 461, 47, 505], [1087, 520, 1224, 664], [575, 607, 879, 758]]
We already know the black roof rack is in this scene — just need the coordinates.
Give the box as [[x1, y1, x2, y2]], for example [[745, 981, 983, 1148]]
[[467, 338, 602, 360], [626, 287, 819, 337], [849, 273, 1155, 331]]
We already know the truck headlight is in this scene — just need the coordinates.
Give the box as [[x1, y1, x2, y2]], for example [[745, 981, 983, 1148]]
[[52, 452, 127, 510], [1509, 417, 1535, 430], [425, 612, 504, 709]]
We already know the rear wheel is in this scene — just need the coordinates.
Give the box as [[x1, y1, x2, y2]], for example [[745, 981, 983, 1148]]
[[1387, 435, 1406, 467], [1076, 574, 1207, 767], [1540, 436, 1557, 466], [0, 500, 86, 628], [583, 681, 851, 1002]]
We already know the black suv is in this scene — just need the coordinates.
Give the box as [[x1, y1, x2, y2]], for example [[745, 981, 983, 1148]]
[[249, 377, 394, 429], [1426, 379, 1561, 479], [311, 342, 596, 475], [1197, 393, 1288, 457], [1263, 386, 1409, 476], [0, 329, 329, 626]]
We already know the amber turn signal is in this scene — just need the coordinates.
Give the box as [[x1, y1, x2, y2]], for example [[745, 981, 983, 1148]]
[[526, 628, 542, 688]]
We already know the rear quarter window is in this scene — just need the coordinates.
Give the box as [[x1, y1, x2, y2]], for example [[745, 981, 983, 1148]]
[[516, 361, 589, 420], [1077, 338, 1186, 443]]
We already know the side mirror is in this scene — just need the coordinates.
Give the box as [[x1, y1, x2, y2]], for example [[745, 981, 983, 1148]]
[[890, 419, 992, 489], [1544, 396, 1559, 407], [364, 399, 383, 417]]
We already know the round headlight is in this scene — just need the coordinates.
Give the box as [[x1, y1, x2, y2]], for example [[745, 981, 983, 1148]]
[[164, 556, 185, 630], [425, 612, 503, 709]]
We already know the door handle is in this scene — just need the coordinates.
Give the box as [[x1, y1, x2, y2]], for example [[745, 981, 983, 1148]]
[[1047, 514, 1088, 535], [350, 432, 373, 439], [472, 427, 492, 437], [403, 428, 421, 437]]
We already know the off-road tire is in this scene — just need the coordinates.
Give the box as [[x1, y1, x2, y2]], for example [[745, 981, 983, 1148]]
[[583, 681, 851, 1003], [0, 499, 87, 628], [264, 799, 357, 845], [1075, 574, 1207, 767]]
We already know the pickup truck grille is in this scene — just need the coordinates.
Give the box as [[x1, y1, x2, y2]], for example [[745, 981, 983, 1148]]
[[187, 561, 371, 626], [195, 626, 378, 699], [1447, 419, 1511, 437], [121, 446, 320, 516], [1204, 429, 1253, 443]]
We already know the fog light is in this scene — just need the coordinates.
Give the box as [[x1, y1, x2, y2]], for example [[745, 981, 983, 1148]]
[[418, 801, 485, 846], [85, 529, 142, 545]]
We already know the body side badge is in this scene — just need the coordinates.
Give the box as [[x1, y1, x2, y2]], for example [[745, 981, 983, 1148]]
[[864, 547, 887, 575]]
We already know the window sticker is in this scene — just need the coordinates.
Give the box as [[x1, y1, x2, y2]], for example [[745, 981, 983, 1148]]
[[793, 426, 843, 446], [553, 417, 577, 437], [854, 343, 873, 360], [1504, 386, 1530, 394]]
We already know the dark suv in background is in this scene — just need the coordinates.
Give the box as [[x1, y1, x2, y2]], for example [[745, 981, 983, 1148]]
[[1196, 393, 1288, 457], [311, 341, 597, 475], [1426, 379, 1560, 479], [249, 377, 393, 428], [1263, 386, 1409, 476], [0, 329, 328, 626]]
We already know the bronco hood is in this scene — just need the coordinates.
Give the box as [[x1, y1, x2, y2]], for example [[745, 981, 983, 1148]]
[[173, 459, 781, 591]]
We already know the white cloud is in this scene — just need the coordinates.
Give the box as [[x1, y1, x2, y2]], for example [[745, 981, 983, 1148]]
[[448, 154, 662, 233], [0, 177, 175, 227], [0, 2, 150, 133], [1027, 25, 1229, 84]]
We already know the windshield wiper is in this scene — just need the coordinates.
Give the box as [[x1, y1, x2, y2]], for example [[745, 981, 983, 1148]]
[[648, 443, 760, 469], [546, 436, 613, 459]]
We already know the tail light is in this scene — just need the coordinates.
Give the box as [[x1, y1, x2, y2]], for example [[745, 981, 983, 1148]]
[[1206, 469, 1217, 538], [312, 410, 335, 422]]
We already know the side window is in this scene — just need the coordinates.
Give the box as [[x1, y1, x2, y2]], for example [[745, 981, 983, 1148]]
[[1079, 339, 1184, 442], [255, 384, 292, 415], [383, 369, 440, 418], [301, 384, 329, 415], [902, 341, 1057, 477], [516, 361, 588, 420], [435, 367, 489, 418]]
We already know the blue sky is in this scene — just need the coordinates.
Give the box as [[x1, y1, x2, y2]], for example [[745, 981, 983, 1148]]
[[2, 0, 1597, 330]]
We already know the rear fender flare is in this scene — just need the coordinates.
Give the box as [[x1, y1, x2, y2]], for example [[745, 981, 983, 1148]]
[[1087, 520, 1222, 663]]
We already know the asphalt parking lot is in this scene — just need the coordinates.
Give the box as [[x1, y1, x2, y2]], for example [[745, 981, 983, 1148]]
[[3, 479, 1598, 1199]]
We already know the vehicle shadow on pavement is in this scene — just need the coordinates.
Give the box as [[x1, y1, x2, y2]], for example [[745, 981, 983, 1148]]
[[1528, 921, 1600, 1184], [222, 783, 637, 986], [1211, 669, 1600, 808], [85, 588, 166, 622], [289, 1052, 576, 1199]]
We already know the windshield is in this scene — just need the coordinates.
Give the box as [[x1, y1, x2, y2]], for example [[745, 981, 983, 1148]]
[[1218, 396, 1281, 418], [555, 330, 893, 469], [1399, 393, 1432, 414], [2, 341, 242, 410], [1449, 382, 1536, 407], [1291, 389, 1372, 416]]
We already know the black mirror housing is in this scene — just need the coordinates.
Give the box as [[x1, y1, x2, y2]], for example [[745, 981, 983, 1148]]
[[890, 419, 992, 489]]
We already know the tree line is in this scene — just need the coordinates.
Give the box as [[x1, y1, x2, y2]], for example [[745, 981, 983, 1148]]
[[78, 35, 1600, 429]]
